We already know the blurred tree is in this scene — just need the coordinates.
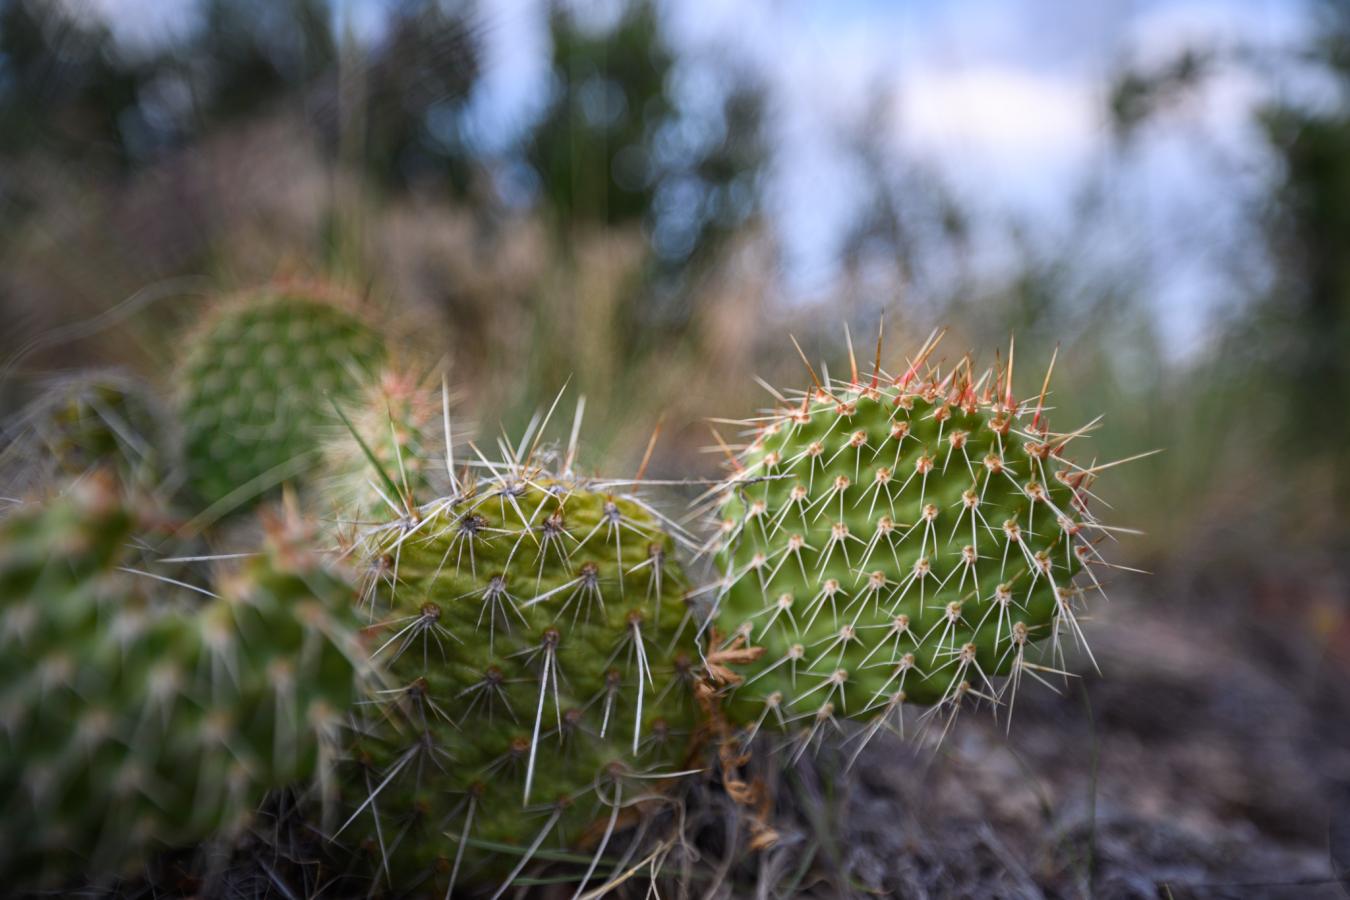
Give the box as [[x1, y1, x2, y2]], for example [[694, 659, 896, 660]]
[[1107, 0, 1350, 549], [526, 0, 766, 278], [1107, 47, 1212, 142], [483, 0, 770, 450], [836, 90, 972, 323], [197, 0, 337, 121], [0, 0, 479, 189], [1257, 64, 1350, 519], [0, 0, 152, 166], [356, 2, 480, 193], [0, 0, 336, 167]]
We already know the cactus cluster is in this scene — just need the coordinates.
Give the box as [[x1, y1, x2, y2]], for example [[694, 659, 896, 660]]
[[177, 287, 386, 512], [709, 334, 1108, 753], [0, 474, 366, 886], [331, 411, 703, 893], [0, 273, 1131, 897]]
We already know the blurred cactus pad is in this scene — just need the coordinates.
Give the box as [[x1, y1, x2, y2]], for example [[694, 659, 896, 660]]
[[0, 371, 177, 496], [335, 412, 703, 893], [177, 286, 386, 513], [712, 332, 1118, 749], [322, 368, 449, 524], [0, 475, 366, 886]]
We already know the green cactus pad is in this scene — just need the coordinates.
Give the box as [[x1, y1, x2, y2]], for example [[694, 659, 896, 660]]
[[322, 368, 449, 525], [1, 371, 177, 495], [341, 462, 703, 893], [177, 288, 386, 513], [0, 476, 366, 886], [712, 337, 1107, 750]]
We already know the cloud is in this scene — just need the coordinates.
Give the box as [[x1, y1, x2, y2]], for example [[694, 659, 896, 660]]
[[882, 64, 1102, 219], [60, 0, 200, 51], [896, 66, 1096, 157]]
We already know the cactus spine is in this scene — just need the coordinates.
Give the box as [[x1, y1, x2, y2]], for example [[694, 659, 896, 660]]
[[0, 475, 366, 885], [710, 332, 1110, 751], [177, 286, 386, 513]]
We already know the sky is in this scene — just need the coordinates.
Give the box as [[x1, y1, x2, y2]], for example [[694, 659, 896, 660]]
[[465, 0, 1320, 353], [74, 0, 1328, 355]]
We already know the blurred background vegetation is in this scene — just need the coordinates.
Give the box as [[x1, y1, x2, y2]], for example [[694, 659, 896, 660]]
[[3, 0, 1350, 888], [6, 0, 1347, 562]]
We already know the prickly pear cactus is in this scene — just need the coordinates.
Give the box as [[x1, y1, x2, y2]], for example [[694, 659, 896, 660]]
[[323, 368, 448, 524], [0, 475, 366, 885], [177, 286, 386, 513], [712, 334, 1108, 750], [340, 451, 703, 893], [0, 371, 177, 495]]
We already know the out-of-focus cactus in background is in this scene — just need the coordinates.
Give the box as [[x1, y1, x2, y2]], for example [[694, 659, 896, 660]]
[[0, 371, 179, 497], [0, 475, 365, 887], [176, 285, 386, 515]]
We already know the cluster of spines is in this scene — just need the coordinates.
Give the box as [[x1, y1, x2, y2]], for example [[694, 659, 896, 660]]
[[329, 392, 705, 895], [708, 331, 1130, 756], [0, 474, 366, 886]]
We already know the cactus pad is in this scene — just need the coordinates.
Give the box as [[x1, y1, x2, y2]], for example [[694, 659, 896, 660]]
[[712, 334, 1110, 750], [323, 368, 449, 525], [0, 476, 366, 885], [1, 371, 176, 495], [178, 288, 385, 512], [340, 449, 703, 893]]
